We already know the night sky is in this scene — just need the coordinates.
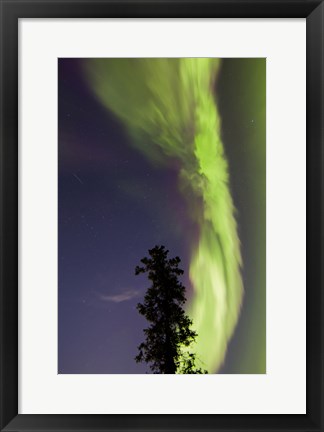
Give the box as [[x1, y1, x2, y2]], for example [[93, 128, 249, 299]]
[[58, 58, 266, 374]]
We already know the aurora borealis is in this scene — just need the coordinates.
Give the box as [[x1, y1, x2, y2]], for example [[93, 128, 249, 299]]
[[58, 58, 266, 374]]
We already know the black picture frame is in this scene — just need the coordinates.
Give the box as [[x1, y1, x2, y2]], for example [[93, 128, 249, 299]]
[[0, 1, 323, 431]]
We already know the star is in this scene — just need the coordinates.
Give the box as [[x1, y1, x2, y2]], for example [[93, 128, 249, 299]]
[[73, 173, 83, 185]]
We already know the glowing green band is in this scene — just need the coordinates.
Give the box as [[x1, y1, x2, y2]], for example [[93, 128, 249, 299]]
[[85, 58, 243, 372]]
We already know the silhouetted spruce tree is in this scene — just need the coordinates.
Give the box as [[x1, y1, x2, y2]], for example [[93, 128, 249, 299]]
[[135, 245, 207, 374]]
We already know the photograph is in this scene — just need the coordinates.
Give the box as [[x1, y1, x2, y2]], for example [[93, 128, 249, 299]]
[[58, 57, 266, 375], [2, 0, 323, 429]]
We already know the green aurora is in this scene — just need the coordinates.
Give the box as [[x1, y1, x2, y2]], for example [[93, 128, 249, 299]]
[[85, 58, 248, 373]]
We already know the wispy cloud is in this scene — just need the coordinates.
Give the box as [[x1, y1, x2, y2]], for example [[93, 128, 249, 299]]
[[99, 289, 140, 303]]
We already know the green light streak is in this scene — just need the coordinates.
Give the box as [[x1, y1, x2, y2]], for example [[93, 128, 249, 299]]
[[84, 58, 243, 373]]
